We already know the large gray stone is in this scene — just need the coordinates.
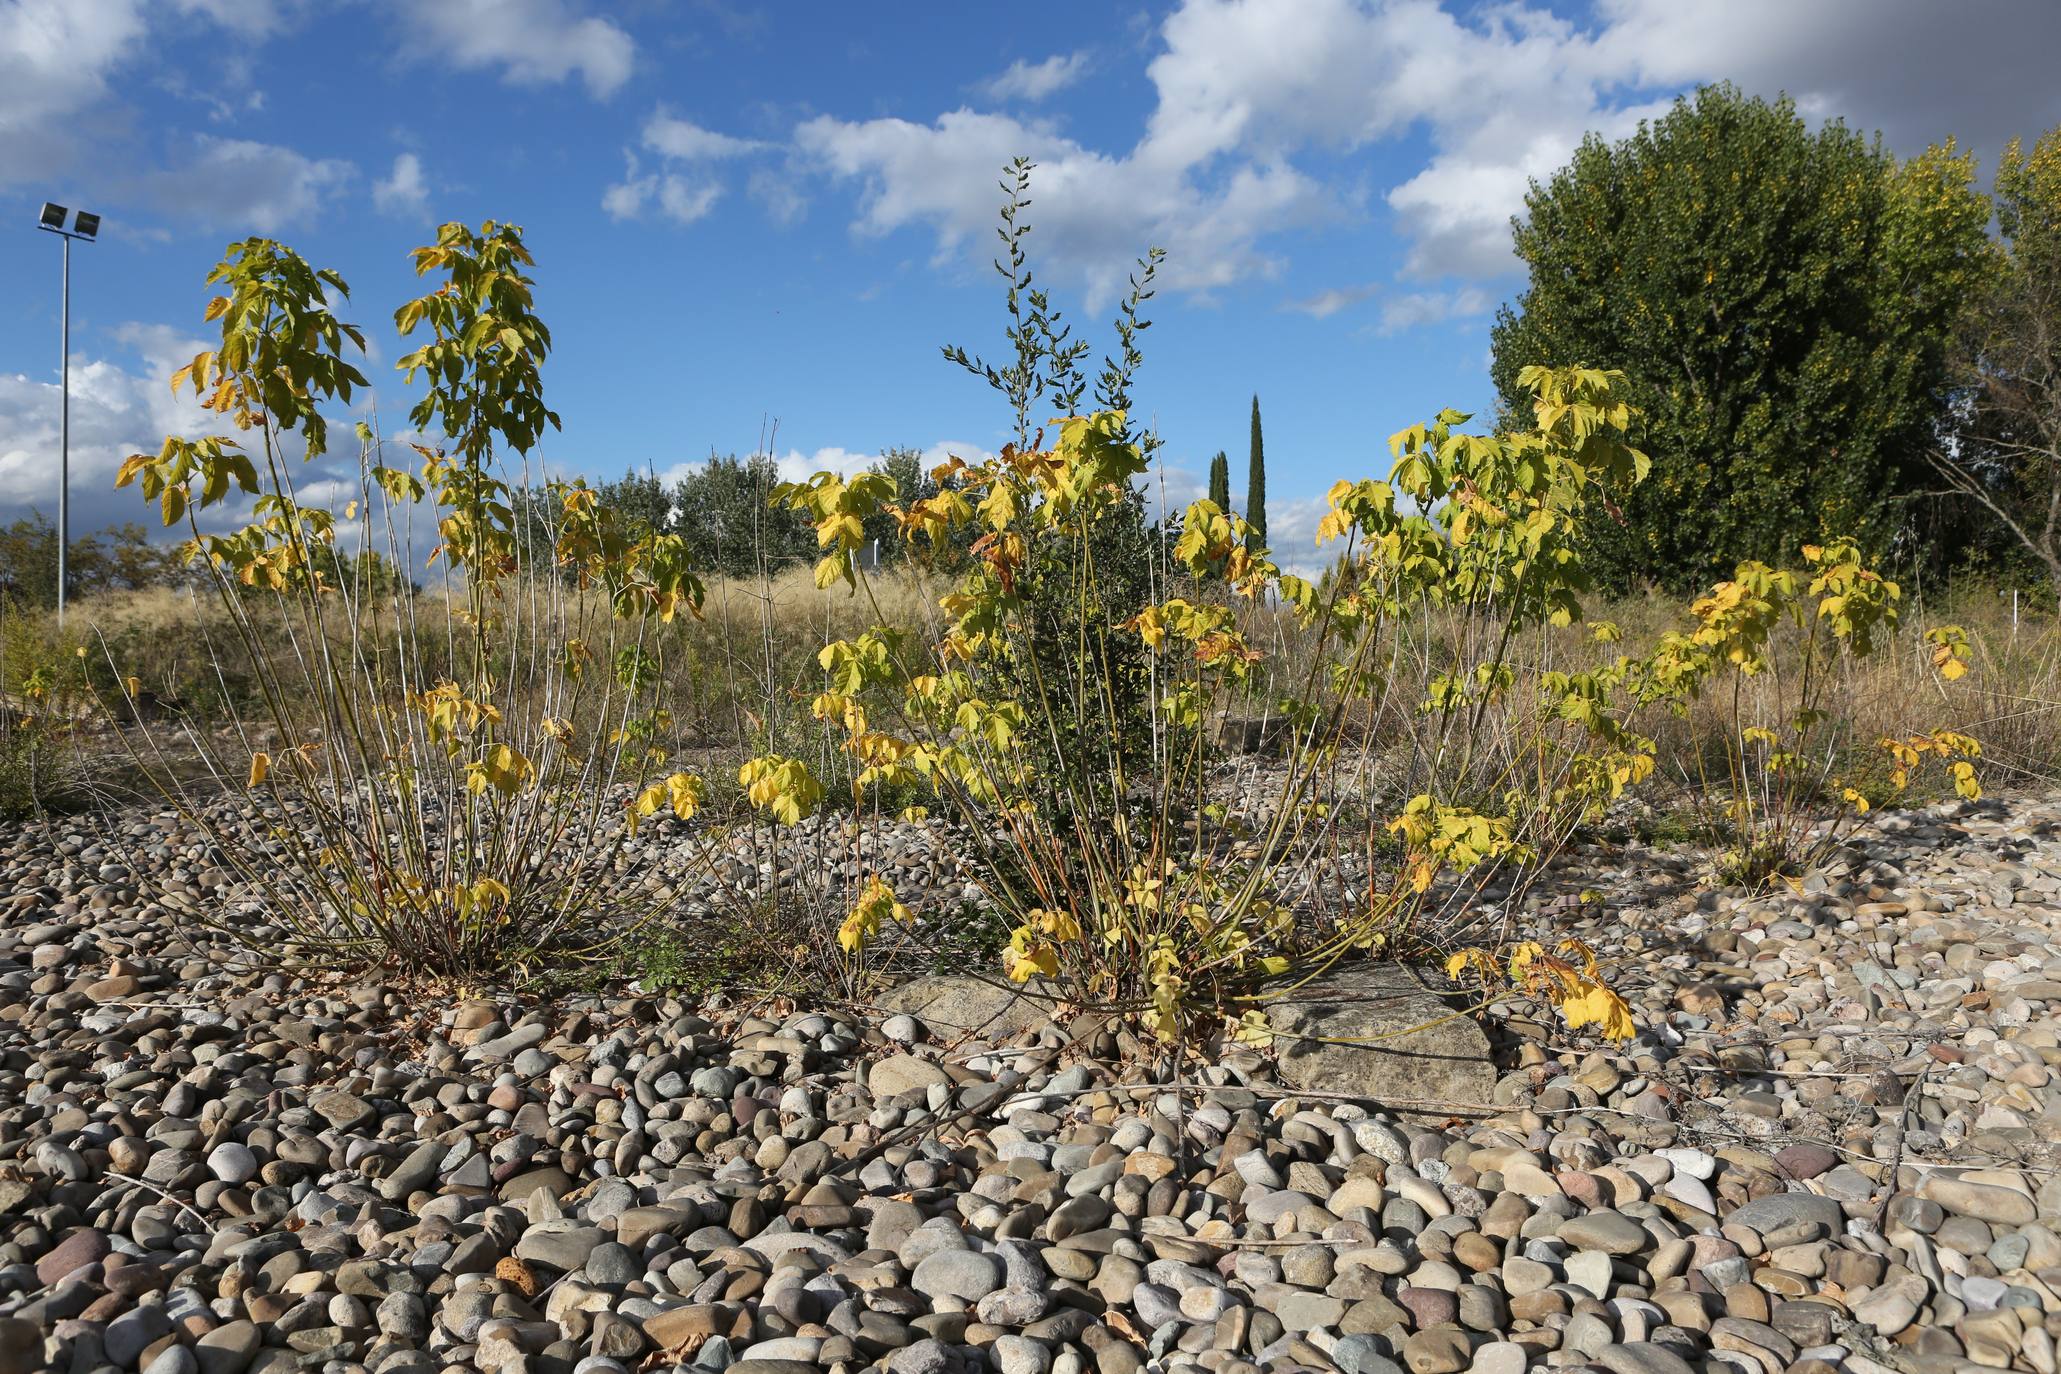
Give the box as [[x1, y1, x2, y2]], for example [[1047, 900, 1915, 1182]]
[[1593, 1345, 1697, 1374], [877, 974, 1053, 1041], [1264, 962, 1494, 1113], [1724, 1192, 1846, 1237], [868, 1054, 951, 1099], [911, 1249, 1004, 1302]]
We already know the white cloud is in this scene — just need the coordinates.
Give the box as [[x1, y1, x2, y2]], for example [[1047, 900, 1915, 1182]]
[[1282, 283, 1378, 319], [144, 137, 353, 232], [1138, 0, 1637, 280], [373, 151, 429, 216], [795, 108, 1325, 308], [793, 0, 1445, 305], [0, 321, 406, 536], [658, 439, 1001, 489], [1136, 460, 1206, 525], [913, 440, 999, 473], [603, 154, 722, 225], [0, 0, 148, 182], [1262, 494, 1337, 576], [642, 113, 765, 161], [1378, 286, 1492, 335], [1129, 461, 1329, 575], [0, 0, 146, 132], [392, 0, 634, 99], [748, 167, 807, 226], [172, 0, 296, 35], [654, 178, 721, 224], [1591, 0, 2061, 159], [793, 0, 2061, 303], [981, 53, 1088, 103], [599, 161, 647, 220], [604, 110, 770, 225], [0, 324, 219, 528]]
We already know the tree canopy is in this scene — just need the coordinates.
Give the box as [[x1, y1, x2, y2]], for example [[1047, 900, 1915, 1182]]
[[1934, 126, 2061, 595], [1490, 84, 1991, 591]]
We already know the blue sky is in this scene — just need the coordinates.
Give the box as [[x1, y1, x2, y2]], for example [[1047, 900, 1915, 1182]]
[[4, 0, 2060, 550]]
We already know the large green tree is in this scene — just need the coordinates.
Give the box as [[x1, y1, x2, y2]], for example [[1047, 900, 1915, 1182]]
[[672, 455, 816, 577], [1490, 85, 1991, 591], [1207, 450, 1230, 511]]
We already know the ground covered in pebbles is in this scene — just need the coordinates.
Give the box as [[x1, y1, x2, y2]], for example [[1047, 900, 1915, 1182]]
[[5, 790, 2061, 1374]]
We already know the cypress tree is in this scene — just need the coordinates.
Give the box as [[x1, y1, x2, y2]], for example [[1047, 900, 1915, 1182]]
[[1207, 451, 1230, 510], [1245, 395, 1267, 550]]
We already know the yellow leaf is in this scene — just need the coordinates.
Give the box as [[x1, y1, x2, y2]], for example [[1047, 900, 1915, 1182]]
[[1561, 980, 1636, 1041], [248, 752, 270, 787], [1229, 1010, 1274, 1047], [1003, 925, 1059, 981]]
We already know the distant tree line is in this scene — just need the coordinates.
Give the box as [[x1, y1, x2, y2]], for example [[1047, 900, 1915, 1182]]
[[0, 447, 967, 610], [522, 446, 967, 579], [0, 515, 183, 608]]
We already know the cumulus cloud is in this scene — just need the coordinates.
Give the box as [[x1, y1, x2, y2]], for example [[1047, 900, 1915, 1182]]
[[1137, 0, 1651, 280], [164, 142, 351, 230], [658, 439, 1000, 489], [0, 0, 147, 134], [795, 108, 1326, 307], [0, 0, 149, 183], [373, 152, 429, 216], [171, 0, 299, 35], [0, 324, 221, 530], [392, 0, 635, 99], [642, 113, 765, 161], [1590, 0, 2061, 160], [1260, 495, 1342, 578], [603, 155, 720, 225], [1378, 286, 1493, 335], [603, 110, 770, 225], [142, 136, 354, 232], [1134, 459, 1208, 526], [792, 0, 2061, 303], [747, 167, 808, 226], [0, 320, 413, 539], [0, 0, 323, 195], [1282, 283, 1379, 318], [981, 53, 1088, 103]]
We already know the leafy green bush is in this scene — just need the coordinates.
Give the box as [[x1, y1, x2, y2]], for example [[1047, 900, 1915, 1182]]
[[1491, 84, 1992, 591], [0, 599, 87, 820]]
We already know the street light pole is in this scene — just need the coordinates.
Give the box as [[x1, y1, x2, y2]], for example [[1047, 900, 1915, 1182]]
[[58, 231, 69, 629], [37, 203, 99, 629]]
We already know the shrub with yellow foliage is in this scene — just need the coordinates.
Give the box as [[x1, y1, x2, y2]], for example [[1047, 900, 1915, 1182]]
[[107, 223, 717, 982]]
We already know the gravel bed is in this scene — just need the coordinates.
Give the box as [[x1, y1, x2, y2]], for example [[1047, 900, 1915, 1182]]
[[3, 790, 2060, 1374]]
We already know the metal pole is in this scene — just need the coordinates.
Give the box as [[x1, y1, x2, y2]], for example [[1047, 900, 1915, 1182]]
[[58, 233, 70, 629]]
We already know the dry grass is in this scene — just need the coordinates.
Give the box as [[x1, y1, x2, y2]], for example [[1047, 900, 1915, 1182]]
[[1595, 584, 2061, 799], [10, 570, 2060, 816]]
